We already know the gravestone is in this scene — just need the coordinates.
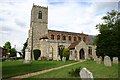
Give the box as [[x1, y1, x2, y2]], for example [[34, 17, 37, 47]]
[[48, 53, 52, 60], [79, 67, 94, 80], [113, 57, 118, 64], [94, 56, 97, 61], [104, 56, 112, 67], [96, 58, 101, 64], [99, 56, 102, 61], [23, 48, 31, 64], [57, 56, 60, 61], [38, 57, 41, 60], [62, 57, 66, 62]]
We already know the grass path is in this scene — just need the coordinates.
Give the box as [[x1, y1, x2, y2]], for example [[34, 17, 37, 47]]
[[11, 60, 85, 79]]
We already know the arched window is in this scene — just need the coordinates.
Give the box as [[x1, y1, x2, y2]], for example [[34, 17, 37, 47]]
[[88, 47, 92, 55], [78, 36, 81, 41], [74, 36, 76, 41], [57, 35, 60, 40], [68, 36, 71, 41], [38, 11, 42, 19], [51, 34, 54, 40], [62, 36, 66, 40], [83, 37, 86, 42]]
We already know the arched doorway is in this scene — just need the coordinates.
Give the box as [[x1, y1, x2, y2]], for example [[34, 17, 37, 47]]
[[79, 48, 85, 59]]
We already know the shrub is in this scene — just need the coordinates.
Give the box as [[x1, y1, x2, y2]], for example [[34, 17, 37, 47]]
[[9, 48, 17, 57], [63, 48, 70, 60], [33, 49, 41, 60], [69, 67, 81, 77]]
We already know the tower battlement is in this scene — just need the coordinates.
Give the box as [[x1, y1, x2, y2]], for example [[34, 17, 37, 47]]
[[33, 3, 48, 9]]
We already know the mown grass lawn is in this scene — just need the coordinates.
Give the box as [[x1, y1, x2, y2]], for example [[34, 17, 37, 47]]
[[30, 60, 118, 78], [2, 60, 76, 79]]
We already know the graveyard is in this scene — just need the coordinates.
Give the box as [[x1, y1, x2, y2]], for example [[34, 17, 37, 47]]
[[2, 59, 119, 79], [2, 60, 76, 78], [1, 1, 120, 80], [27, 60, 118, 78]]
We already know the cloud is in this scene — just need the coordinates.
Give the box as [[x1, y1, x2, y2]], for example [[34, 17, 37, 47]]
[[1, 26, 13, 32], [48, 1, 94, 34], [14, 18, 26, 27], [0, 0, 48, 51], [0, 0, 118, 51]]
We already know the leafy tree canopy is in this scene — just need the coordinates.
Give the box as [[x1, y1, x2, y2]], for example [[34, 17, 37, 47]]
[[95, 10, 120, 60], [63, 48, 70, 60], [3, 41, 11, 53], [9, 48, 17, 57]]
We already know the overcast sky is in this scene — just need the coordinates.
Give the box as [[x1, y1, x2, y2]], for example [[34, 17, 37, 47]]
[[0, 0, 119, 51]]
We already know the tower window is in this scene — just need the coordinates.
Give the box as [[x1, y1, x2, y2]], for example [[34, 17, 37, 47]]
[[62, 36, 66, 40], [68, 36, 71, 41], [57, 35, 60, 40], [51, 34, 54, 40], [38, 11, 42, 19], [74, 36, 76, 41]]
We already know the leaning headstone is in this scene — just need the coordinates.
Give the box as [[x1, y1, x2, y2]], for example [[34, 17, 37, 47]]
[[79, 67, 94, 80], [113, 57, 118, 64], [104, 56, 112, 67], [62, 57, 66, 62], [23, 48, 31, 64]]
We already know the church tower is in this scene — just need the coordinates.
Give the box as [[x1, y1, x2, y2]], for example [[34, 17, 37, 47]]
[[27, 4, 48, 57], [31, 4, 48, 49]]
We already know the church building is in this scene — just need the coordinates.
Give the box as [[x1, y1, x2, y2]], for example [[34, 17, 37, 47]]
[[25, 4, 97, 61]]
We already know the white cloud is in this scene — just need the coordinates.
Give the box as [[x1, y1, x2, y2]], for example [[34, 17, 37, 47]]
[[0, 0, 118, 51]]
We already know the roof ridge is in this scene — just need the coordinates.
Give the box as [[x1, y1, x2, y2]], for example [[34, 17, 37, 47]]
[[48, 29, 86, 35]]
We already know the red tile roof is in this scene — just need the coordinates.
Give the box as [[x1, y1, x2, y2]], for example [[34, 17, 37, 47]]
[[68, 41, 80, 50]]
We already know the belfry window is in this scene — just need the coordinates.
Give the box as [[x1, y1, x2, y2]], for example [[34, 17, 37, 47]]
[[38, 11, 42, 19], [51, 34, 54, 40]]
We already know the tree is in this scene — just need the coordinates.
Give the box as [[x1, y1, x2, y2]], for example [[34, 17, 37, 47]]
[[59, 47, 64, 61], [3, 42, 11, 53], [95, 10, 120, 60], [9, 48, 17, 57], [21, 39, 28, 58], [63, 48, 70, 60]]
